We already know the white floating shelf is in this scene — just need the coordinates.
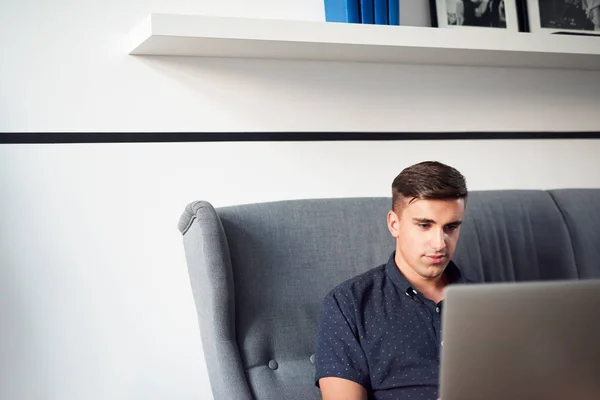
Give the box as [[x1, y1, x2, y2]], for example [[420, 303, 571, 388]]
[[128, 13, 600, 70]]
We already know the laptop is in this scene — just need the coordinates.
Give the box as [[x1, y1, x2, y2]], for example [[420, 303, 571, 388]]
[[438, 279, 600, 400]]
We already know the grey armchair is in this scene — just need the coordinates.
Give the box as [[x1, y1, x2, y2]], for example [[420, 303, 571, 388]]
[[178, 189, 600, 399]]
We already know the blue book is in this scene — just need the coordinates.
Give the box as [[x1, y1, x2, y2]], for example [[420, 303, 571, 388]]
[[324, 0, 361, 23], [360, 0, 375, 24], [388, 0, 399, 25], [373, 0, 388, 25]]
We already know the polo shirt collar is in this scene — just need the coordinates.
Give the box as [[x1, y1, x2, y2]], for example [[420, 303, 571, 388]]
[[384, 251, 465, 295]]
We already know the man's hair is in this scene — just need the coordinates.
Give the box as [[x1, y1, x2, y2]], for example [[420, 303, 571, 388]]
[[391, 161, 468, 212]]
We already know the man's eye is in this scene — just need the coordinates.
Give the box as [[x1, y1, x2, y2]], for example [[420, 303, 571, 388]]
[[418, 224, 430, 229], [445, 225, 458, 231]]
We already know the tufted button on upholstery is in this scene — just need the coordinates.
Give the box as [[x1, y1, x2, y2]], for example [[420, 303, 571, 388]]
[[268, 360, 278, 370], [309, 354, 315, 364]]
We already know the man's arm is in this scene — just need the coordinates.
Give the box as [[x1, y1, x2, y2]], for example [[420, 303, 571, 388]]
[[314, 291, 370, 398], [318, 377, 367, 400]]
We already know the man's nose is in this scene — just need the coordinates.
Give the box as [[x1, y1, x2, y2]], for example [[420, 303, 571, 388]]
[[431, 230, 447, 251]]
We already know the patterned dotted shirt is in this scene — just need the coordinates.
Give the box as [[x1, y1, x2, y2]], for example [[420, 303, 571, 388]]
[[314, 251, 469, 399]]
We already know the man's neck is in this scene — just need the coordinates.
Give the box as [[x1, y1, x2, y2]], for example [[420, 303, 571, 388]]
[[395, 253, 448, 303]]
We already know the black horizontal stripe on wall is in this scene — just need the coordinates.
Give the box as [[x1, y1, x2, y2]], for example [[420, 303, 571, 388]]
[[1, 131, 600, 144]]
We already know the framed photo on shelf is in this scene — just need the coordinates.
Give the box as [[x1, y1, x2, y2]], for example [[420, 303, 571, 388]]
[[430, 0, 523, 32], [524, 0, 600, 35]]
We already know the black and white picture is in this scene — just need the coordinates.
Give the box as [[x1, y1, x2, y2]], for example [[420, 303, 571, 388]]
[[525, 0, 600, 33], [448, 0, 506, 27], [430, 0, 522, 31]]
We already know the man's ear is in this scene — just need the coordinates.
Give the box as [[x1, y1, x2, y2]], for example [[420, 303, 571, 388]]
[[387, 210, 401, 238]]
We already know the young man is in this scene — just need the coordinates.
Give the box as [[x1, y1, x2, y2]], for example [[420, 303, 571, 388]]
[[314, 161, 471, 400]]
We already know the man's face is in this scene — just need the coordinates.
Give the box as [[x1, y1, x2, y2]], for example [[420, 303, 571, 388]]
[[387, 198, 465, 280]]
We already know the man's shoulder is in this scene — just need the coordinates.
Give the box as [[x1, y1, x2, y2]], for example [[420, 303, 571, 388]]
[[324, 263, 388, 303]]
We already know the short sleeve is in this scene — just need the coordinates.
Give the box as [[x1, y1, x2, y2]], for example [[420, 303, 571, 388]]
[[314, 290, 370, 390]]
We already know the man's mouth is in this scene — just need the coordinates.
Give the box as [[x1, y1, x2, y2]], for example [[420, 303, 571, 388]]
[[426, 255, 445, 263]]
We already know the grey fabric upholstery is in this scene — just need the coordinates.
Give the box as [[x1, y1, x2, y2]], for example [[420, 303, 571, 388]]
[[179, 202, 254, 400], [548, 189, 600, 279], [178, 190, 600, 400], [452, 190, 579, 283]]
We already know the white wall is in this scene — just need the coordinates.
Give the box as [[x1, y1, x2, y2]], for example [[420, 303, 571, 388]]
[[1, 1, 600, 400]]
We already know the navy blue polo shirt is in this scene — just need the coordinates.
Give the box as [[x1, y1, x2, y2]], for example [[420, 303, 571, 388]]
[[314, 252, 468, 400]]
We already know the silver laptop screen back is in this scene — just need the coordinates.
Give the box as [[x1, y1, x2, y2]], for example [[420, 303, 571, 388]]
[[439, 280, 600, 400]]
